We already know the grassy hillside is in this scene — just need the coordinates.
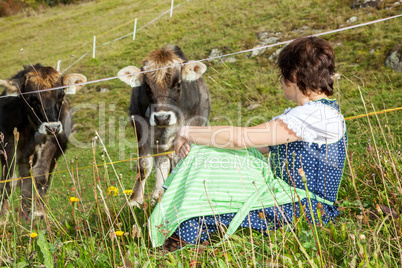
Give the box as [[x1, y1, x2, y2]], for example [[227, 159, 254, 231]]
[[0, 0, 401, 266]]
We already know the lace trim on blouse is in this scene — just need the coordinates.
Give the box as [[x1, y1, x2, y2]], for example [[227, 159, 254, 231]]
[[274, 100, 344, 146], [278, 113, 318, 145]]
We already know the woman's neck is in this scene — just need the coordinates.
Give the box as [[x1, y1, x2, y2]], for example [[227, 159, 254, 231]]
[[295, 89, 329, 106]]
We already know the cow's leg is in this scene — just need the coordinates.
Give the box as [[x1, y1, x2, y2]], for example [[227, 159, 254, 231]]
[[152, 155, 170, 204], [19, 161, 33, 219], [130, 153, 153, 208], [130, 120, 153, 208], [30, 137, 63, 219], [0, 147, 15, 223], [13, 132, 37, 220]]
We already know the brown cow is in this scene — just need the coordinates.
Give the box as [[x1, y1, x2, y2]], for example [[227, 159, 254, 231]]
[[118, 45, 210, 207], [0, 64, 86, 220]]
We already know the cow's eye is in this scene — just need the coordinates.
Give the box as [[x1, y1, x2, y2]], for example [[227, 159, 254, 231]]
[[28, 97, 40, 107], [58, 97, 64, 107], [144, 84, 151, 92], [59, 94, 65, 102]]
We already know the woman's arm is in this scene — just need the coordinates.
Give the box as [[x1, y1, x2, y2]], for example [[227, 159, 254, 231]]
[[175, 119, 300, 157]]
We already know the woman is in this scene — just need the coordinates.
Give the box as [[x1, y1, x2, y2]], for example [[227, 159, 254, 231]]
[[148, 36, 347, 250]]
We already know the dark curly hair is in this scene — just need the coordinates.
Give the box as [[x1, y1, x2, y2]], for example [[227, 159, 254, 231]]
[[277, 36, 335, 96]]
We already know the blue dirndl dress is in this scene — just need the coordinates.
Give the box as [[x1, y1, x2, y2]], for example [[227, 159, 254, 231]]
[[173, 99, 347, 244]]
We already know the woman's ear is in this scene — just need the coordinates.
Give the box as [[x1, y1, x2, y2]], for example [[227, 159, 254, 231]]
[[291, 72, 297, 83]]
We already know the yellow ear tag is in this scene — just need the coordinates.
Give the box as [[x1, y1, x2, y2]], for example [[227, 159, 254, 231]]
[[66, 86, 76, 95], [130, 77, 141, 88], [6, 92, 18, 97]]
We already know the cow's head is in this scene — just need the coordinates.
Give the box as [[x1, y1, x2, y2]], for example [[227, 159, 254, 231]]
[[0, 64, 86, 135], [118, 46, 207, 127]]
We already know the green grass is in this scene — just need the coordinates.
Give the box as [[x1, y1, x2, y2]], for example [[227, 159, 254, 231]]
[[0, 0, 401, 266]]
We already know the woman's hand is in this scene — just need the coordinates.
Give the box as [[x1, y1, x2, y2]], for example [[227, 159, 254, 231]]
[[174, 127, 191, 159], [176, 137, 191, 159]]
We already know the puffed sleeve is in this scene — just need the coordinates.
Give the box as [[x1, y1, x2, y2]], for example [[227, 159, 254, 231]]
[[276, 102, 345, 146]]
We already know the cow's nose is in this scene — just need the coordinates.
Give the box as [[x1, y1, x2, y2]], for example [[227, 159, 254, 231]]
[[154, 114, 170, 125], [45, 124, 60, 134], [39, 122, 63, 135]]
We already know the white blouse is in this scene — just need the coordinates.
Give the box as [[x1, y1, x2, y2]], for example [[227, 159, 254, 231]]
[[273, 100, 346, 146]]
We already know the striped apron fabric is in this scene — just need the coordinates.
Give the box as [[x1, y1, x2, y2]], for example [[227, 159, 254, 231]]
[[149, 144, 333, 248]]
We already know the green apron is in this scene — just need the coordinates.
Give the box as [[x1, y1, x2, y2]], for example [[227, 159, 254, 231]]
[[149, 144, 332, 247]]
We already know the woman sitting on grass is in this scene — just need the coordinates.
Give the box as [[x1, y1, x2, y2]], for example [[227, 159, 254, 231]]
[[149, 36, 347, 251]]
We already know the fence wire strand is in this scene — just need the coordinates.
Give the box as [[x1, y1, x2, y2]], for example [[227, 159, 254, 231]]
[[0, 14, 400, 98]]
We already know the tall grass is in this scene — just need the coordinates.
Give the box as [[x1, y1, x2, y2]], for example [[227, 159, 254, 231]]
[[0, 0, 401, 266], [0, 78, 400, 266]]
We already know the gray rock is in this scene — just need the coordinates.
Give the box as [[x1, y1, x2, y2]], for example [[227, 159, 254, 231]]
[[208, 48, 223, 60], [385, 44, 402, 72], [256, 31, 270, 41], [99, 88, 110, 93], [223, 57, 236, 63], [292, 26, 310, 34], [208, 48, 236, 63], [250, 31, 282, 57], [269, 47, 284, 61], [351, 0, 383, 9], [256, 31, 281, 41], [250, 47, 267, 57], [347, 16, 358, 24], [246, 103, 261, 111], [261, 37, 280, 46]]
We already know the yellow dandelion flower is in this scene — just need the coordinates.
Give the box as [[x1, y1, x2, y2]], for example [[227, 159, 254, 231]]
[[115, 230, 124, 237], [107, 186, 119, 196], [69, 197, 79, 203], [124, 190, 132, 195], [30, 232, 38, 238]]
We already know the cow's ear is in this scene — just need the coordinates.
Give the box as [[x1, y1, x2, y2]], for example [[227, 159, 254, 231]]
[[182, 61, 207, 82], [0, 79, 19, 96], [62, 74, 87, 95], [117, 66, 143, 87]]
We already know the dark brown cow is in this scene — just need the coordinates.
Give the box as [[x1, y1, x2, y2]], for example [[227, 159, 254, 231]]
[[0, 64, 86, 220], [118, 45, 210, 207]]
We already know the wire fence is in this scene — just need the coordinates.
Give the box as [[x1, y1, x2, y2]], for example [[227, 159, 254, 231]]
[[61, 0, 190, 74], [0, 14, 400, 99], [0, 13, 401, 186]]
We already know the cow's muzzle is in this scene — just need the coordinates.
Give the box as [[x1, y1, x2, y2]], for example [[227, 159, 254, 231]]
[[38, 121, 63, 135], [150, 111, 177, 127]]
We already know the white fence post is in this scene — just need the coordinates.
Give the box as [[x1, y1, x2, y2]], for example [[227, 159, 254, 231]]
[[56, 60, 61, 71], [170, 0, 174, 17], [93, 36, 96, 59], [133, 18, 137, 40]]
